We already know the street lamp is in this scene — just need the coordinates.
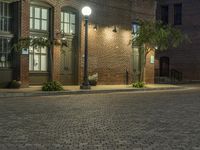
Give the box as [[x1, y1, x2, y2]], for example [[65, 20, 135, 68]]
[[80, 6, 92, 89]]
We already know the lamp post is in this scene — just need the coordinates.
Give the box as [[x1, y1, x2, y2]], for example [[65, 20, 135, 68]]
[[80, 6, 92, 89]]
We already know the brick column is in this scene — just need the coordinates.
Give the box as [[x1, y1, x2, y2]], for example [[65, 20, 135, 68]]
[[19, 0, 30, 87], [51, 44, 61, 81], [144, 50, 155, 84]]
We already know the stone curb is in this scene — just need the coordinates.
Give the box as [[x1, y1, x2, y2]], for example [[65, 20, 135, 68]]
[[0, 86, 185, 98]]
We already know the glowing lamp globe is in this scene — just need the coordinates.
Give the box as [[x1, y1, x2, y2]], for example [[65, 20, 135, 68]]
[[82, 6, 92, 16]]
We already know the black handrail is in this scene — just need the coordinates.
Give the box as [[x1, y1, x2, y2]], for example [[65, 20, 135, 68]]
[[171, 69, 183, 83]]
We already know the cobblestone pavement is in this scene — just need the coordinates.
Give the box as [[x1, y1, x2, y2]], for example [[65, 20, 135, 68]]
[[1, 87, 200, 150]]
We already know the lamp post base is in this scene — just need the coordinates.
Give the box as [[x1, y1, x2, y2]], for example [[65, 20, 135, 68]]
[[80, 84, 91, 90]]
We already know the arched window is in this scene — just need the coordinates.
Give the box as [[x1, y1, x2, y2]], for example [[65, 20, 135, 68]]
[[61, 7, 78, 35], [29, 2, 52, 72]]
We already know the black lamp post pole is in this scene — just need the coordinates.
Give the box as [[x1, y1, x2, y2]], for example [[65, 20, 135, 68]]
[[81, 16, 91, 89]]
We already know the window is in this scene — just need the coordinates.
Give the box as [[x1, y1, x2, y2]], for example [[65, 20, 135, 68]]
[[0, 2, 11, 32], [0, 37, 12, 68], [29, 45, 48, 71], [161, 5, 169, 24], [0, 2, 12, 68], [30, 6, 49, 31], [174, 3, 182, 25], [61, 11, 76, 34], [29, 4, 50, 72]]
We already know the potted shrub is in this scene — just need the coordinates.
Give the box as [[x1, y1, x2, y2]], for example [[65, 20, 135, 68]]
[[42, 81, 64, 91], [88, 73, 98, 86], [8, 80, 22, 89]]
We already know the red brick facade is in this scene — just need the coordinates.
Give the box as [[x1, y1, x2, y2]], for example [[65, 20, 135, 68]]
[[156, 0, 200, 82], [0, 0, 156, 87]]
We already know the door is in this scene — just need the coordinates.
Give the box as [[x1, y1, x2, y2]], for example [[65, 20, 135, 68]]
[[60, 36, 77, 85], [160, 57, 170, 77], [60, 8, 78, 85], [133, 47, 140, 82]]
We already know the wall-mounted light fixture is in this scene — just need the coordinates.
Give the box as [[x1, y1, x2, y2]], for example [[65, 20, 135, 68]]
[[112, 26, 117, 33]]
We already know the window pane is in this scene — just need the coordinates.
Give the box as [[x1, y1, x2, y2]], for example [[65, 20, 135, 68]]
[[61, 23, 63, 31], [64, 23, 69, 33], [61, 12, 63, 22], [70, 14, 75, 24], [29, 46, 33, 53], [64, 13, 69, 22], [174, 4, 182, 25], [42, 9, 47, 19], [34, 47, 40, 53], [161, 5, 168, 24], [34, 54, 40, 71], [29, 54, 33, 70], [70, 24, 75, 34], [35, 7, 40, 18], [30, 18, 33, 29], [41, 20, 47, 30], [0, 37, 12, 68], [41, 47, 47, 54], [34, 19, 40, 29], [30, 6, 33, 17], [41, 55, 47, 71]]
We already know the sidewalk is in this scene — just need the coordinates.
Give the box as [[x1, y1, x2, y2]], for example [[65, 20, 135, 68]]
[[0, 84, 183, 98]]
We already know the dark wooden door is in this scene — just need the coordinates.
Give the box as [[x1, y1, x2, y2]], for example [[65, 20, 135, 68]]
[[160, 57, 170, 77], [60, 36, 77, 85]]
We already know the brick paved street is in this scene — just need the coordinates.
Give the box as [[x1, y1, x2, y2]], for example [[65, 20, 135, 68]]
[[1, 87, 200, 150]]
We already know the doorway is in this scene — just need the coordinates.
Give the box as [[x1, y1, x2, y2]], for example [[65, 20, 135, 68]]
[[160, 57, 170, 77], [60, 8, 79, 85]]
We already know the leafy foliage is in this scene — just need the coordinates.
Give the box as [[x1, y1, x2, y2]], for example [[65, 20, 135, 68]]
[[42, 81, 64, 91], [132, 19, 188, 82], [13, 37, 51, 51], [8, 80, 21, 89], [132, 82, 145, 88], [133, 20, 188, 52]]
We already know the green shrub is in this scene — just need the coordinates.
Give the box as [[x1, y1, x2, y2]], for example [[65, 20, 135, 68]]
[[42, 81, 64, 91], [8, 80, 21, 89], [132, 82, 145, 88]]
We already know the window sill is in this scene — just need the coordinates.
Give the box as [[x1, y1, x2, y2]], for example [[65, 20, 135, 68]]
[[29, 71, 49, 74]]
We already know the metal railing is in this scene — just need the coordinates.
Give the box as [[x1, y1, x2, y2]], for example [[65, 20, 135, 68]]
[[155, 69, 183, 84]]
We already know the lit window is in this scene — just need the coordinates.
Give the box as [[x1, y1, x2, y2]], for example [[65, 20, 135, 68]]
[[30, 6, 49, 31], [0, 2, 11, 32], [0, 37, 12, 68], [61, 11, 76, 34], [29, 39, 48, 71]]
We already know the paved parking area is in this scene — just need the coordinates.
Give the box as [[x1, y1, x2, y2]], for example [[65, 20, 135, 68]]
[[0, 87, 200, 150]]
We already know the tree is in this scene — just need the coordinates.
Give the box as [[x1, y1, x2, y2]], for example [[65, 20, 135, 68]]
[[132, 19, 189, 82]]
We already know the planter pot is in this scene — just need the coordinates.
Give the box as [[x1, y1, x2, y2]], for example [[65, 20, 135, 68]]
[[89, 80, 97, 86]]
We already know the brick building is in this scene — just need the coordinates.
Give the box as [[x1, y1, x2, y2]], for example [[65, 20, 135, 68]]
[[0, 0, 156, 87], [156, 0, 200, 82]]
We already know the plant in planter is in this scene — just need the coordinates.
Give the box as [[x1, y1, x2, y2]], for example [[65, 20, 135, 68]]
[[88, 73, 98, 86], [8, 80, 22, 89], [132, 82, 145, 88], [42, 81, 64, 91]]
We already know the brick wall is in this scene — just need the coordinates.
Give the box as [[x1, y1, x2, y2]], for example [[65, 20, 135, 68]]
[[156, 0, 200, 82], [18, 0, 156, 86]]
